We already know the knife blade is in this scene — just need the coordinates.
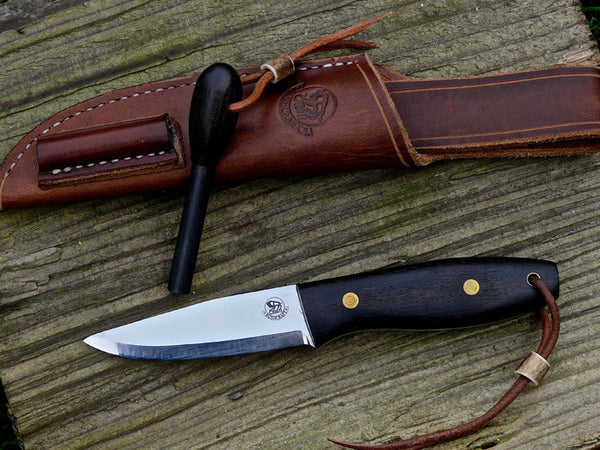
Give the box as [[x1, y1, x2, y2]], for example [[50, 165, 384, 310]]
[[84, 258, 558, 360]]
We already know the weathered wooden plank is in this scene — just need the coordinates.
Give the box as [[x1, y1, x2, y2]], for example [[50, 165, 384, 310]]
[[0, 0, 83, 31], [1, 0, 600, 449]]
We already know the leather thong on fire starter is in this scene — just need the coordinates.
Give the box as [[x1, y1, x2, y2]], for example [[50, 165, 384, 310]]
[[2, 13, 600, 211]]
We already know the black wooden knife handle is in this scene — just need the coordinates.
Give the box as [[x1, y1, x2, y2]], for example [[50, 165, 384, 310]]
[[298, 258, 558, 346]]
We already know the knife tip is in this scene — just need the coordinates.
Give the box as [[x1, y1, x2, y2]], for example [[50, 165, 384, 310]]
[[84, 334, 119, 356]]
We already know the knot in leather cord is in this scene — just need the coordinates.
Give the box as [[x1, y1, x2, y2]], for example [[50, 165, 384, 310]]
[[330, 274, 560, 450], [228, 12, 391, 112]]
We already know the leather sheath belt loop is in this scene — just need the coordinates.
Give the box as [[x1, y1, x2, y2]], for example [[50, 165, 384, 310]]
[[330, 274, 561, 449], [3, 12, 600, 210]]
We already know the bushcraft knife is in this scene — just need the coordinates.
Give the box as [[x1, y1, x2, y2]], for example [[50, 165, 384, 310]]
[[84, 258, 558, 360]]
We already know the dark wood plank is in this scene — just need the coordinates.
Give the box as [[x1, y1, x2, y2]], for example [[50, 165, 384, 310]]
[[1, 1, 600, 448]]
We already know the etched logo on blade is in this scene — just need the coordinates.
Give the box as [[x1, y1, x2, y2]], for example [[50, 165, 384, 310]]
[[263, 297, 289, 320], [279, 83, 337, 137]]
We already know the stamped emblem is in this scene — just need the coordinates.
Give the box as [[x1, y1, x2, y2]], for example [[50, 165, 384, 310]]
[[263, 297, 289, 320], [279, 83, 337, 136]]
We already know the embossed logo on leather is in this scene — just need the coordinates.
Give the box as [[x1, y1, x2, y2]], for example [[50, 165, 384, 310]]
[[279, 83, 337, 136]]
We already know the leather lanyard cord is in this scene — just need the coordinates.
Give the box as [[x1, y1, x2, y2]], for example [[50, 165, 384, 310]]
[[330, 274, 560, 450], [228, 13, 391, 112]]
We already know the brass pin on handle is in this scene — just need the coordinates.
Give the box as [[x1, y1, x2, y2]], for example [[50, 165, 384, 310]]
[[168, 63, 242, 294]]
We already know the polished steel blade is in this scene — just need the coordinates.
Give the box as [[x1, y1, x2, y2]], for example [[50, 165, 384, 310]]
[[84, 285, 314, 360]]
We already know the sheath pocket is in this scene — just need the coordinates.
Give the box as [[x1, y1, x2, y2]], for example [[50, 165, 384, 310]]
[[37, 114, 185, 188]]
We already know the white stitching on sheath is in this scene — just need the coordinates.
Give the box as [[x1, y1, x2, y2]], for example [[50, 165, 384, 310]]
[[3, 60, 355, 182], [48, 150, 173, 175], [2, 82, 195, 181]]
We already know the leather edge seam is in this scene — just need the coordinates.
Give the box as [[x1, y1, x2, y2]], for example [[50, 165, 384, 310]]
[[355, 57, 413, 167], [1, 77, 197, 188]]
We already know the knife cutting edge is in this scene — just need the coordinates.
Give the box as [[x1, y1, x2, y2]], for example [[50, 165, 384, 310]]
[[84, 258, 559, 360]]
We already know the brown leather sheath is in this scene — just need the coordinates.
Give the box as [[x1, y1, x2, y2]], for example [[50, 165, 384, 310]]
[[2, 53, 600, 210]]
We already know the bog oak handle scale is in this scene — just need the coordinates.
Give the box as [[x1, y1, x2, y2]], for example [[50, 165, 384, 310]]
[[298, 258, 559, 346], [169, 63, 242, 294]]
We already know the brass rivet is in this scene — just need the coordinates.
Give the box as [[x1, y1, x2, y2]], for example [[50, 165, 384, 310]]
[[463, 279, 480, 296], [342, 292, 359, 309]]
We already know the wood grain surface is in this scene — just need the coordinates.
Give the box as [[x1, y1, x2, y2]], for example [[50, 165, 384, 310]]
[[1, 1, 600, 448]]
